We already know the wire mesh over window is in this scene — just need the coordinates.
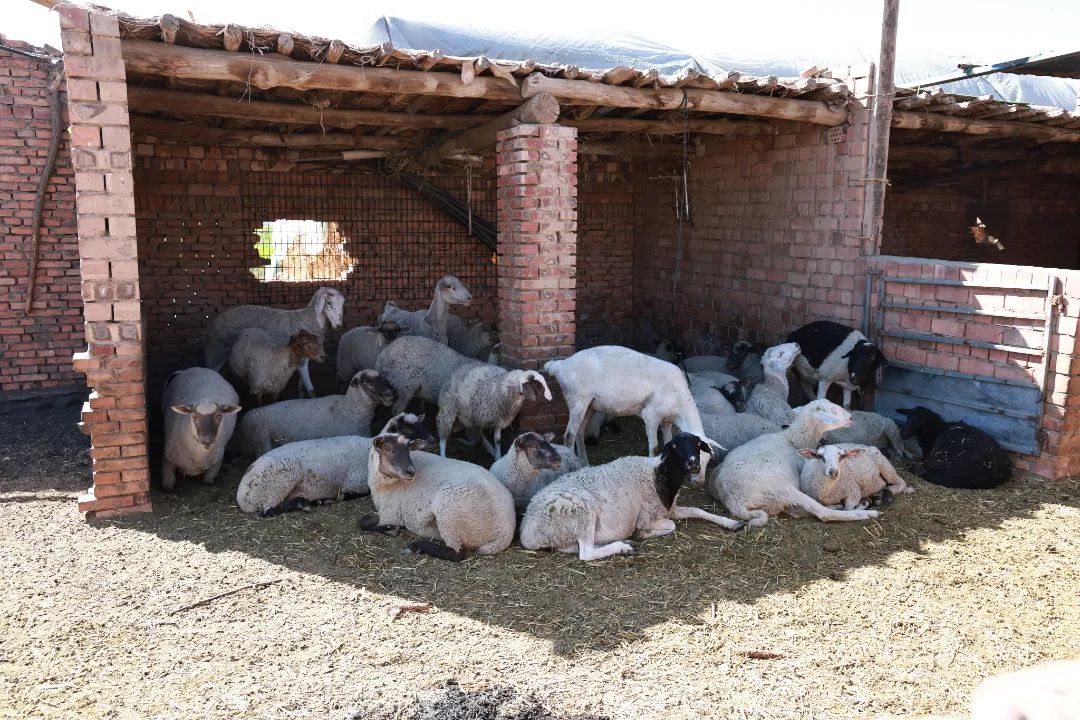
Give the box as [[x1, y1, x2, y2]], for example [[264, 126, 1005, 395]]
[[240, 171, 497, 309]]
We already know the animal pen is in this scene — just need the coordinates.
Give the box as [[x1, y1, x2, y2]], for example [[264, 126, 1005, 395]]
[[3, 4, 1080, 518]]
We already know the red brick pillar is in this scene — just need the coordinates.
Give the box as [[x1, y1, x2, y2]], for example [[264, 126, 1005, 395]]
[[496, 124, 578, 434], [60, 7, 150, 517]]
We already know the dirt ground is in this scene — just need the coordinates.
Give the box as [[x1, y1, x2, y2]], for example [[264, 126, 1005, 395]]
[[2, 401, 1079, 720]]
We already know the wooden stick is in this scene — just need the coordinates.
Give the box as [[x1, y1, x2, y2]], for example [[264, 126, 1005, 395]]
[[221, 24, 242, 52], [159, 14, 179, 45], [276, 34, 294, 57], [521, 73, 848, 126], [25, 60, 63, 314], [565, 116, 769, 136], [861, 0, 900, 256], [129, 115, 416, 150], [126, 86, 485, 131], [412, 92, 559, 168], [325, 39, 345, 64], [122, 40, 523, 102], [892, 110, 1080, 143], [169, 579, 284, 616]]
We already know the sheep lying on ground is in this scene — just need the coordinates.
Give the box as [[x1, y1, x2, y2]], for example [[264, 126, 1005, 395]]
[[520, 433, 742, 561], [379, 275, 472, 345], [375, 335, 477, 415], [711, 400, 881, 526], [745, 342, 800, 425], [204, 287, 344, 397], [787, 320, 887, 409], [161, 368, 241, 491], [488, 432, 583, 511], [436, 364, 551, 459], [700, 412, 781, 453], [235, 412, 434, 517], [335, 320, 405, 389], [897, 405, 1011, 488], [228, 328, 325, 405], [821, 410, 910, 459], [362, 431, 516, 561], [682, 341, 763, 384], [798, 443, 912, 510], [234, 369, 396, 458]]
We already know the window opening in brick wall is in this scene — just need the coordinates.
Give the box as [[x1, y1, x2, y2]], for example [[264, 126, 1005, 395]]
[[250, 219, 357, 283]]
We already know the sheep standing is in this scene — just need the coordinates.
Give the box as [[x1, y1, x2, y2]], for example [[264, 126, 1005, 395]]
[[379, 275, 472, 345], [335, 320, 405, 389], [797, 444, 912, 510], [489, 432, 583, 511], [363, 431, 516, 561], [374, 335, 478, 415], [204, 287, 344, 398], [520, 433, 742, 562], [787, 320, 887, 409], [228, 328, 325, 405], [745, 342, 800, 425], [161, 368, 241, 491], [234, 369, 396, 458], [436, 364, 551, 459], [822, 410, 910, 459], [897, 406, 1011, 488], [235, 412, 434, 517], [710, 399, 881, 526]]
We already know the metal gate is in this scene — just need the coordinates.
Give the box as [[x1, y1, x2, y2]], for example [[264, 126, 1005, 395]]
[[866, 268, 1059, 454]]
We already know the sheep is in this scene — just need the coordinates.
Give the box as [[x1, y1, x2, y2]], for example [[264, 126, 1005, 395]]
[[700, 412, 781, 453], [446, 316, 500, 360], [374, 335, 478, 415], [160, 367, 241, 491], [797, 443, 912, 510], [519, 433, 742, 562], [361, 431, 516, 561], [488, 431, 584, 511], [652, 339, 682, 364], [585, 340, 684, 446], [787, 320, 887, 409], [896, 406, 1012, 489], [378, 275, 472, 345], [335, 319, 406, 389], [235, 412, 434, 517], [544, 346, 717, 467], [745, 342, 800, 425], [689, 376, 752, 417], [821, 410, 910, 459], [970, 660, 1080, 720], [710, 399, 882, 526], [204, 287, 344, 398], [234, 369, 397, 458], [436, 364, 551, 459], [682, 341, 763, 384], [228, 328, 325, 405]]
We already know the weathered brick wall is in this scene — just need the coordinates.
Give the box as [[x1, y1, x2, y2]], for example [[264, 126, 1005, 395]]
[[882, 179, 1080, 269], [0, 38, 83, 398], [632, 116, 871, 353]]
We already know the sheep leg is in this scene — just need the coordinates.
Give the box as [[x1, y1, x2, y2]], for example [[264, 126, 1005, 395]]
[[634, 517, 677, 540], [479, 433, 498, 459], [670, 503, 744, 530], [816, 379, 831, 401], [161, 458, 178, 492], [842, 385, 853, 409], [660, 422, 673, 445], [297, 359, 315, 398], [878, 461, 912, 494], [641, 410, 662, 457], [782, 488, 880, 522], [359, 514, 403, 536], [402, 539, 466, 562], [563, 399, 592, 465], [391, 385, 417, 416], [261, 496, 312, 518], [883, 423, 910, 460], [202, 459, 224, 486], [491, 427, 503, 461]]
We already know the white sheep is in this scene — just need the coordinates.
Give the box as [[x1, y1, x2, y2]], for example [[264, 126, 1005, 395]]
[[235, 412, 433, 516], [520, 433, 742, 561], [544, 346, 715, 465], [971, 660, 1080, 720], [446, 316, 500, 360], [228, 328, 325, 405], [204, 287, 344, 398], [710, 399, 881, 526], [745, 342, 800, 426], [363, 431, 516, 561], [683, 341, 763, 384], [335, 319, 406, 389], [436, 363, 551, 460], [797, 443, 912, 510], [585, 341, 684, 446], [488, 431, 583, 511], [379, 275, 472, 345], [700, 412, 781, 453], [374, 335, 478, 415], [160, 367, 241, 491], [234, 369, 397, 458], [821, 410, 910, 459]]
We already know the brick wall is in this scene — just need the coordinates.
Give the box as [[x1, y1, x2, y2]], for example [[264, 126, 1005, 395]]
[[631, 116, 871, 353], [0, 38, 83, 398], [882, 179, 1080, 269]]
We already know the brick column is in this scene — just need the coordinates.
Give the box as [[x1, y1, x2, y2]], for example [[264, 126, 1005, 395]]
[[496, 124, 577, 434], [59, 7, 150, 517]]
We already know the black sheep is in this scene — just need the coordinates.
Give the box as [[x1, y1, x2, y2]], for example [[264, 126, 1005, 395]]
[[896, 406, 1012, 489]]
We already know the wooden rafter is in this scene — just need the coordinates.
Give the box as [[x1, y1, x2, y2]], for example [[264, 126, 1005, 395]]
[[129, 115, 417, 150], [892, 110, 1080, 143]]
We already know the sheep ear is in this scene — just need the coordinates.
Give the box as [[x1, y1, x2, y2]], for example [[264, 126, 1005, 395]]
[[841, 448, 865, 459], [543, 432, 555, 442], [697, 439, 713, 456], [314, 289, 328, 317], [220, 405, 242, 415], [797, 448, 818, 459], [171, 405, 195, 415], [407, 439, 427, 450]]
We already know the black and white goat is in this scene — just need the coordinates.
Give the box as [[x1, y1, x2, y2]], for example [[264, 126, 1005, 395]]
[[787, 320, 887, 409]]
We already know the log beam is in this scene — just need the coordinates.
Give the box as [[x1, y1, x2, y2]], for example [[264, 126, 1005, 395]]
[[126, 86, 484, 131], [577, 141, 689, 157], [522, 73, 848, 126], [565, 116, 770, 136], [129, 115, 416, 150], [893, 155, 1080, 190], [892, 110, 1080, 143], [412, 92, 559, 168]]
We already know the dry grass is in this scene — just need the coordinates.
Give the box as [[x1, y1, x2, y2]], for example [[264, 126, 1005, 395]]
[[2, 405, 1079, 720]]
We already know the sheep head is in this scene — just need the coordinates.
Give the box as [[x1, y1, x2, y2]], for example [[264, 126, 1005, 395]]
[[437, 275, 472, 307], [349, 370, 397, 407], [762, 342, 801, 374], [513, 431, 561, 471], [375, 319, 405, 344], [726, 340, 753, 370], [312, 287, 345, 329], [170, 401, 240, 448], [372, 433, 425, 483], [381, 412, 434, 445], [842, 340, 887, 390], [519, 371, 552, 403], [288, 329, 326, 363], [655, 433, 713, 505], [798, 400, 853, 433], [798, 445, 865, 479]]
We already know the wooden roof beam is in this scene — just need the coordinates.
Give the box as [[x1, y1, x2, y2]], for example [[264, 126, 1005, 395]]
[[892, 110, 1080, 143], [129, 115, 417, 150], [565, 116, 771, 136]]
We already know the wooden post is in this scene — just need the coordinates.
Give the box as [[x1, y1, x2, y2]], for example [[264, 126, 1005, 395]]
[[862, 0, 899, 256]]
